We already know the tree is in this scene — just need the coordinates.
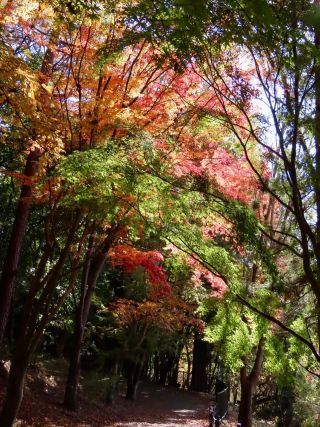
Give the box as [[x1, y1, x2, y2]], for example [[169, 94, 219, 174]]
[[108, 296, 202, 399], [0, 8, 61, 348], [196, 0, 320, 366], [1, 0, 226, 421], [3, 2, 316, 427]]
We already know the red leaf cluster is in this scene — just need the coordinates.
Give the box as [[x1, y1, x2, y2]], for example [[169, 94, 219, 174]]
[[108, 244, 171, 298]]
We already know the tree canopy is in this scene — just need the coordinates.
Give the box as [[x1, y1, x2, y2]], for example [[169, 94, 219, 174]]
[[0, 1, 320, 426]]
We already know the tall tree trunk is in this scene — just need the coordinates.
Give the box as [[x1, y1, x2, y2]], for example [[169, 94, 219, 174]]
[[190, 332, 212, 392], [238, 337, 265, 427], [168, 344, 183, 387], [63, 254, 92, 411], [0, 40, 55, 352], [0, 215, 80, 426], [238, 381, 254, 427], [63, 308, 86, 411], [168, 354, 179, 387], [0, 149, 40, 349], [126, 357, 145, 400], [0, 348, 29, 427], [185, 344, 192, 388], [158, 353, 170, 385], [64, 225, 120, 410], [314, 0, 320, 355], [153, 353, 160, 382]]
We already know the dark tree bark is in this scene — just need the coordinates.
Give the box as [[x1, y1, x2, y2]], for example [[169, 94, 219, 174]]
[[0, 149, 41, 350], [63, 254, 92, 411], [314, 0, 320, 353], [0, 215, 81, 427], [158, 353, 171, 385], [125, 357, 145, 400], [190, 332, 212, 392], [238, 337, 265, 427], [64, 225, 120, 411], [156, 348, 181, 387], [168, 344, 183, 387], [0, 41, 55, 353], [185, 343, 192, 388], [167, 354, 179, 387], [0, 349, 29, 427], [153, 353, 160, 382]]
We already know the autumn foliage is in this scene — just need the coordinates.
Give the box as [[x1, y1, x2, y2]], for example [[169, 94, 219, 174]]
[[0, 1, 281, 427]]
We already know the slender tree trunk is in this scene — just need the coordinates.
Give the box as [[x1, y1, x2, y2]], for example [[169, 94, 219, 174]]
[[314, 0, 320, 355], [0, 215, 80, 426], [190, 332, 212, 392], [0, 342, 30, 427], [233, 382, 238, 404], [153, 353, 160, 382], [0, 39, 55, 352], [185, 344, 192, 388], [238, 380, 254, 427], [168, 354, 179, 387], [64, 255, 91, 411], [63, 311, 85, 411], [64, 225, 120, 410], [0, 328, 31, 427], [168, 345, 182, 387], [238, 337, 265, 427], [158, 353, 170, 385], [126, 357, 145, 400], [0, 149, 40, 349]]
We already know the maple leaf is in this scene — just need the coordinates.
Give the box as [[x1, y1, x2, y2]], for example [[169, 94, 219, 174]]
[[108, 244, 171, 299]]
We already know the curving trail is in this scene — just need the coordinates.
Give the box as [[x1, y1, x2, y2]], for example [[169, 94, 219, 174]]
[[1, 369, 238, 426]]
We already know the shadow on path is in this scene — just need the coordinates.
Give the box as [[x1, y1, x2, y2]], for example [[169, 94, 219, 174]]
[[111, 382, 211, 427]]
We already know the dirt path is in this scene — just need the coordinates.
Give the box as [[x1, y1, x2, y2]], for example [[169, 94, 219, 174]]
[[1, 368, 238, 426], [110, 382, 212, 427]]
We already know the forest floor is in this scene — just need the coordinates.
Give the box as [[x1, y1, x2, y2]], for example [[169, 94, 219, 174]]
[[0, 360, 242, 426]]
